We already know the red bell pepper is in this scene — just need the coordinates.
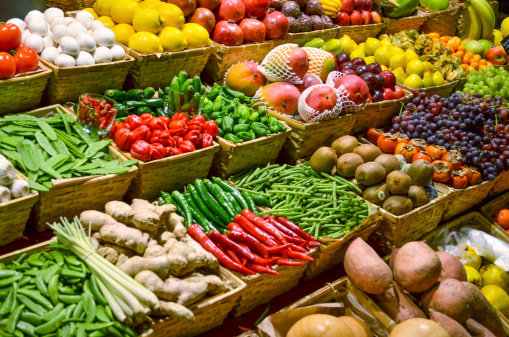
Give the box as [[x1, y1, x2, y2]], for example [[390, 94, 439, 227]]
[[171, 113, 189, 123], [234, 215, 278, 247], [125, 115, 142, 130], [178, 140, 195, 153], [140, 113, 155, 127], [201, 133, 213, 149], [186, 115, 205, 131], [190, 115, 205, 124], [172, 136, 183, 146], [130, 140, 152, 162], [202, 120, 219, 138], [242, 209, 288, 245], [183, 130, 201, 147], [158, 116, 171, 125], [114, 128, 134, 151], [169, 119, 187, 136], [167, 147, 183, 157], [159, 130, 173, 147], [131, 125, 151, 143], [149, 130, 162, 144], [150, 143, 165, 160], [150, 117, 168, 131], [109, 121, 125, 139]]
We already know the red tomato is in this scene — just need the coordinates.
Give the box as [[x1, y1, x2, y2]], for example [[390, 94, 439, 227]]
[[13, 47, 38, 74], [0, 52, 16, 79], [0, 24, 22, 52]]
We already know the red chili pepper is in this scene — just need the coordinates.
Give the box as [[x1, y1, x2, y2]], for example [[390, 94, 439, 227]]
[[247, 264, 279, 275], [226, 248, 241, 264], [188, 225, 255, 275], [183, 130, 202, 147], [285, 250, 313, 261], [228, 222, 246, 233], [172, 113, 189, 123], [114, 128, 134, 151], [130, 140, 152, 162], [241, 258, 247, 267], [109, 121, 125, 139], [308, 241, 321, 248], [149, 130, 162, 144], [283, 235, 306, 245], [209, 231, 276, 266], [229, 230, 270, 259], [242, 210, 288, 245], [275, 217, 312, 240], [202, 120, 219, 138], [169, 119, 187, 136], [201, 133, 213, 149], [234, 215, 278, 247], [168, 148, 183, 156], [275, 258, 305, 266], [159, 130, 173, 147], [125, 115, 142, 130], [140, 113, 155, 127], [150, 117, 168, 131], [299, 237, 311, 248], [158, 116, 171, 125], [288, 243, 307, 253], [131, 125, 151, 143], [179, 140, 195, 153], [268, 218, 301, 239], [150, 143, 165, 160], [265, 243, 291, 255]]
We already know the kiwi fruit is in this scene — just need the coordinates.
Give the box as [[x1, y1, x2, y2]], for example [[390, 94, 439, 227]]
[[407, 159, 434, 187], [353, 144, 382, 162], [331, 135, 359, 156], [383, 195, 413, 215], [363, 183, 390, 206], [375, 154, 400, 175], [309, 147, 337, 175], [408, 185, 429, 208], [386, 171, 412, 195], [337, 153, 364, 178], [355, 162, 386, 186]]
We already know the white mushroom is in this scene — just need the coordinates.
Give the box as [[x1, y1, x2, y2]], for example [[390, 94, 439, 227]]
[[24, 34, 44, 53], [76, 51, 95, 66], [93, 28, 115, 47], [28, 19, 48, 36], [76, 33, 96, 52], [24, 10, 46, 25], [59, 36, 80, 56], [110, 45, 125, 61], [67, 22, 87, 38], [44, 7, 64, 22], [40, 47, 60, 63], [6, 18, 26, 32], [75, 11, 95, 29], [54, 53, 76, 67], [52, 24, 69, 43], [93, 46, 112, 63]]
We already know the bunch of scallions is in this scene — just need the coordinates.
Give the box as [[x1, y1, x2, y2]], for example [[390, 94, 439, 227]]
[[50, 217, 159, 325]]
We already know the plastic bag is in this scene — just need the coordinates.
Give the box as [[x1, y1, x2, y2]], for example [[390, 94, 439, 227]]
[[297, 84, 343, 122], [259, 44, 305, 84]]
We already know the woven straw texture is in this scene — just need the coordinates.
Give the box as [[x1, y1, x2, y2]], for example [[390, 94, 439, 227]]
[[267, 110, 358, 163], [113, 142, 219, 201], [122, 44, 215, 89], [337, 23, 386, 44], [47, 0, 94, 11], [40, 54, 134, 104], [232, 261, 309, 316], [210, 123, 291, 179], [287, 26, 341, 46], [420, 6, 462, 36], [382, 13, 429, 36], [480, 191, 509, 242], [490, 170, 509, 196], [0, 62, 51, 115], [440, 180, 495, 221], [148, 267, 246, 337], [352, 87, 413, 133], [398, 80, 459, 98], [25, 105, 138, 232], [203, 40, 287, 83]]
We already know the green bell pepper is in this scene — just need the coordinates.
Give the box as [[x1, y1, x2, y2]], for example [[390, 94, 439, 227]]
[[233, 124, 250, 134], [383, 0, 419, 18], [260, 115, 269, 124], [216, 117, 224, 127], [237, 131, 255, 141], [249, 111, 259, 122], [212, 96, 223, 112], [143, 87, 156, 99], [224, 133, 243, 143], [113, 103, 127, 117], [268, 117, 280, 133], [278, 121, 287, 132], [211, 111, 227, 120], [251, 122, 268, 137], [222, 116, 234, 134], [218, 128, 224, 137], [126, 89, 144, 101]]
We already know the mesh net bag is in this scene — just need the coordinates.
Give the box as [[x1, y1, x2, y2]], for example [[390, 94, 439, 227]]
[[259, 44, 306, 85], [326, 71, 367, 114], [302, 47, 335, 81], [298, 84, 343, 123]]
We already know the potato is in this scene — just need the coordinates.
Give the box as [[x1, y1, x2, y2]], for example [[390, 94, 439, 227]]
[[430, 311, 472, 337], [464, 319, 496, 337], [372, 283, 426, 323], [436, 251, 467, 282], [394, 241, 442, 293], [344, 238, 393, 295], [462, 282, 506, 337], [388, 248, 399, 271], [421, 279, 473, 324]]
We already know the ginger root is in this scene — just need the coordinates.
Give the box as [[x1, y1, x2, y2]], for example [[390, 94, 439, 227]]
[[99, 223, 150, 254], [153, 301, 194, 321], [105, 201, 134, 225], [80, 210, 116, 231], [105, 199, 176, 232], [96, 246, 119, 264], [167, 213, 186, 240], [118, 254, 187, 278], [144, 245, 168, 259]]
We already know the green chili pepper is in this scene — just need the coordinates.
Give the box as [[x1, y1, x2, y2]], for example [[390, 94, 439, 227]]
[[210, 111, 227, 120], [268, 117, 280, 133], [233, 124, 250, 134], [236, 131, 255, 141], [221, 116, 234, 134], [218, 128, 224, 137], [251, 122, 268, 137], [192, 76, 201, 95], [112, 103, 126, 117], [143, 87, 156, 99], [224, 133, 242, 143], [163, 86, 170, 95], [136, 106, 153, 115], [277, 121, 287, 132], [249, 111, 259, 122], [260, 115, 268, 124], [143, 98, 164, 108], [177, 70, 188, 87], [212, 96, 223, 112], [203, 102, 213, 114], [125, 89, 144, 101], [125, 101, 146, 109], [206, 88, 220, 101]]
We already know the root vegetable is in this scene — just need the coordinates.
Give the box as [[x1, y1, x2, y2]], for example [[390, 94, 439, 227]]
[[117, 255, 187, 278], [97, 246, 119, 264], [436, 251, 467, 282], [153, 301, 194, 321], [0, 158, 15, 186], [105, 201, 134, 224], [100, 243, 136, 257], [462, 282, 505, 337], [99, 223, 150, 254], [464, 319, 496, 337], [10, 179, 29, 198], [167, 213, 187, 239], [430, 311, 472, 337], [144, 245, 168, 258], [80, 210, 116, 231], [372, 284, 426, 323], [421, 279, 473, 324]]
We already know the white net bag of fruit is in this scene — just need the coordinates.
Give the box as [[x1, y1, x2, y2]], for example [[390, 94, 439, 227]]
[[326, 71, 367, 114], [258, 44, 309, 85], [298, 84, 343, 123], [302, 47, 336, 82]]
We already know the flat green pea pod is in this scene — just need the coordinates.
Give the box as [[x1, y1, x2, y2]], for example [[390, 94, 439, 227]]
[[34, 310, 67, 335], [48, 274, 60, 306], [16, 320, 36, 337], [6, 304, 24, 333], [0, 282, 17, 316], [223, 133, 242, 144], [82, 293, 96, 324], [18, 288, 54, 310]]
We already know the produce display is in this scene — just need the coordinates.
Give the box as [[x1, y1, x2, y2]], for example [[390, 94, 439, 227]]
[[278, 0, 333, 35], [335, 0, 383, 26], [0, 24, 38, 79], [460, 67, 509, 101], [0, 156, 31, 202], [461, 0, 496, 41]]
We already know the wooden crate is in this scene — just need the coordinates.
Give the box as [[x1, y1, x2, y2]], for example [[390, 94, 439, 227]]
[[382, 13, 429, 36], [352, 87, 413, 133], [490, 170, 509, 196], [203, 39, 287, 83], [336, 23, 386, 44], [112, 143, 219, 201], [210, 123, 291, 179], [420, 5, 462, 36], [398, 80, 459, 98], [479, 191, 509, 242], [287, 27, 341, 46], [267, 111, 358, 163], [122, 44, 215, 89], [41, 54, 134, 104], [440, 180, 495, 221], [0, 62, 51, 115]]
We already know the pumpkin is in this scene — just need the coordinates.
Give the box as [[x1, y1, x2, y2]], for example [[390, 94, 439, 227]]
[[336, 316, 372, 337], [389, 318, 451, 337], [287, 314, 371, 337]]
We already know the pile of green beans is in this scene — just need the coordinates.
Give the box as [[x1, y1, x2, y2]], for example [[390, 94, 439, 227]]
[[232, 162, 371, 240], [0, 243, 136, 337]]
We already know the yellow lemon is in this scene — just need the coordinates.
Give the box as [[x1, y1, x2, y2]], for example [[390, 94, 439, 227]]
[[392, 67, 406, 84], [465, 265, 483, 288], [140, 0, 162, 9], [493, 29, 504, 46], [381, 38, 393, 47], [81, 8, 99, 19], [391, 46, 404, 55], [480, 264, 509, 293], [112, 23, 136, 45], [111, 0, 141, 24], [502, 17, 509, 37], [481, 285, 509, 316], [422, 71, 433, 88], [432, 71, 445, 86], [350, 48, 365, 59], [94, 0, 114, 16], [403, 74, 423, 89], [339, 35, 354, 54], [181, 23, 211, 48], [364, 56, 376, 64], [389, 54, 407, 70], [158, 27, 187, 52], [133, 8, 165, 34], [374, 46, 391, 66], [404, 48, 419, 61], [406, 59, 425, 77], [462, 246, 482, 270], [97, 16, 116, 28], [423, 61, 434, 72], [357, 43, 365, 51], [157, 3, 185, 29], [128, 32, 163, 53], [364, 37, 381, 56]]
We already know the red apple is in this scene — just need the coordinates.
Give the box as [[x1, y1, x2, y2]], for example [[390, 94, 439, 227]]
[[341, 0, 354, 13], [394, 86, 405, 99], [361, 10, 372, 24], [363, 0, 373, 11], [371, 11, 382, 24], [380, 70, 396, 89], [485, 45, 508, 66], [336, 12, 350, 26], [350, 10, 362, 25], [383, 88, 394, 100], [354, 0, 364, 11]]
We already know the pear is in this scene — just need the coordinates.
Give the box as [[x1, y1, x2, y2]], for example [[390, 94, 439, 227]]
[[422, 71, 434, 88]]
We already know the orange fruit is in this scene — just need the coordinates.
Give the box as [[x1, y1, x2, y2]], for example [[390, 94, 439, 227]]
[[479, 65, 486, 70], [473, 54, 482, 62], [465, 51, 475, 58], [428, 33, 440, 39], [462, 64, 469, 70], [456, 50, 465, 58], [470, 61, 479, 69], [432, 37, 440, 42], [440, 36, 451, 43], [487, 61, 494, 67], [467, 65, 475, 71], [479, 59, 487, 65], [458, 45, 466, 52]]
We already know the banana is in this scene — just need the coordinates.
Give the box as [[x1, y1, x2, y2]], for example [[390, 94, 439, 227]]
[[320, 1, 339, 10], [320, 0, 340, 8], [321, 4, 339, 12], [467, 3, 482, 40], [470, 0, 495, 40]]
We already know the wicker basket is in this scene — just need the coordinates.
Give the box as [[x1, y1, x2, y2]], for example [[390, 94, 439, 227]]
[[337, 23, 386, 44], [23, 105, 138, 232], [479, 191, 509, 241], [382, 13, 429, 36], [420, 5, 462, 36], [439, 180, 495, 221], [352, 87, 413, 133], [40, 54, 134, 104], [148, 267, 246, 337], [267, 111, 358, 163], [0, 62, 51, 115], [398, 80, 459, 98], [46, 0, 94, 11], [112, 142, 219, 201], [202, 40, 287, 83], [122, 44, 215, 89], [287, 27, 341, 46], [210, 123, 291, 179], [490, 170, 509, 196]]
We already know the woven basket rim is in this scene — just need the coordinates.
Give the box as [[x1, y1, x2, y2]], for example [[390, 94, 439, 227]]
[[40, 52, 135, 72], [338, 22, 387, 32], [216, 121, 292, 148], [384, 12, 430, 22], [118, 42, 215, 61], [364, 86, 413, 108], [211, 39, 287, 54], [267, 108, 355, 130], [287, 26, 341, 38], [0, 61, 51, 86], [398, 79, 460, 92]]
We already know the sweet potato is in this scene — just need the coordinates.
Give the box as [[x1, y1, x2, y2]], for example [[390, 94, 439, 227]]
[[421, 278, 473, 324], [389, 248, 399, 270], [464, 319, 496, 337], [344, 238, 393, 295], [394, 241, 442, 293], [430, 310, 472, 337], [437, 251, 467, 282], [372, 283, 426, 323], [462, 282, 506, 337]]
